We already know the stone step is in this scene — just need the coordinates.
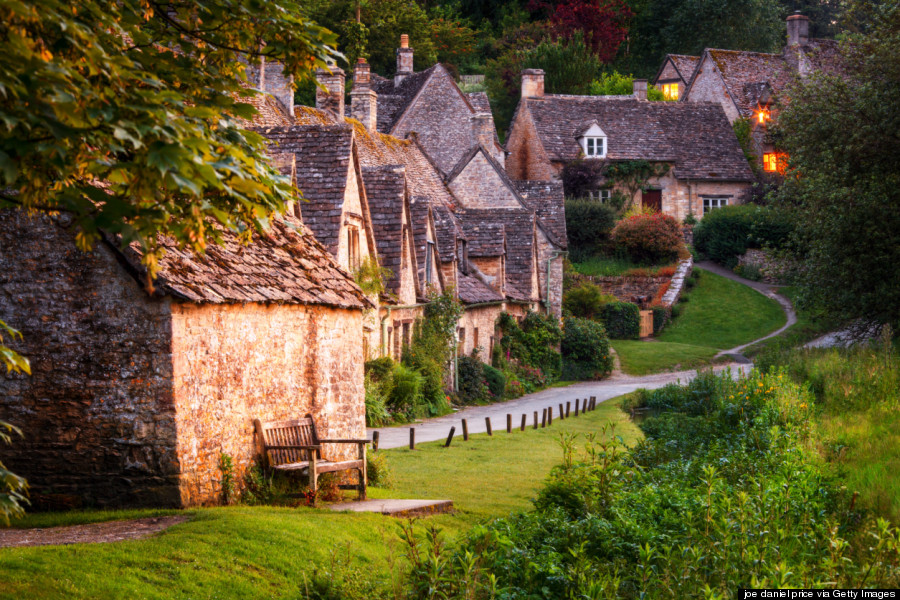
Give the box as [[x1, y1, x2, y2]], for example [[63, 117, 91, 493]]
[[327, 499, 453, 517]]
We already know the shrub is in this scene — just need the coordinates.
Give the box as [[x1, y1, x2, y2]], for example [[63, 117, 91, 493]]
[[601, 301, 640, 339], [652, 306, 668, 334], [562, 283, 615, 320], [694, 204, 795, 268], [366, 452, 393, 489], [497, 311, 563, 382], [561, 317, 613, 380], [364, 374, 391, 427], [564, 199, 618, 261], [387, 363, 424, 417], [482, 363, 506, 398], [364, 356, 394, 384], [457, 354, 490, 405], [611, 212, 684, 264]]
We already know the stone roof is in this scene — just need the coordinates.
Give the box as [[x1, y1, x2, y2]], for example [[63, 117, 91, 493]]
[[236, 92, 295, 129], [120, 216, 369, 309], [361, 165, 410, 298], [371, 65, 440, 132], [523, 95, 753, 181], [457, 270, 504, 304], [459, 220, 504, 258], [460, 208, 536, 300], [431, 202, 463, 263], [700, 49, 793, 116], [465, 92, 503, 148], [258, 125, 355, 256], [513, 181, 567, 249], [654, 54, 700, 84]]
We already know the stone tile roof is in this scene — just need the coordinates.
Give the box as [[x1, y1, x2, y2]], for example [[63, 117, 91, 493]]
[[120, 216, 369, 309], [513, 181, 567, 249], [524, 96, 753, 181], [257, 125, 355, 256], [371, 65, 440, 132], [460, 208, 536, 300], [465, 92, 502, 148], [236, 92, 295, 128], [431, 202, 464, 263], [661, 54, 700, 82], [459, 220, 504, 258], [361, 165, 409, 298], [457, 270, 504, 304], [702, 49, 792, 116]]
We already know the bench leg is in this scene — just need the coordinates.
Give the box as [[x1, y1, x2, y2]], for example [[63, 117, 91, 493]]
[[358, 443, 367, 500], [309, 454, 318, 496]]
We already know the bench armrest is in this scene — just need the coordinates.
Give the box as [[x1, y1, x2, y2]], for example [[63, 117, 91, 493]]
[[318, 439, 369, 444], [265, 444, 321, 450]]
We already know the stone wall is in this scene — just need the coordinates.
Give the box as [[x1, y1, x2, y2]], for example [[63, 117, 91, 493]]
[[393, 69, 474, 174], [458, 304, 503, 359], [685, 59, 741, 123], [170, 303, 366, 507], [576, 274, 669, 306], [0, 211, 180, 508], [505, 106, 556, 182], [448, 151, 521, 209]]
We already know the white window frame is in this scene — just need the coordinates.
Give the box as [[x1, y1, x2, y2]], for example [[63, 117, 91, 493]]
[[702, 196, 730, 214], [588, 189, 611, 203], [579, 123, 608, 159]]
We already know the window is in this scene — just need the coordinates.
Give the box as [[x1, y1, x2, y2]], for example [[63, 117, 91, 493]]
[[662, 83, 679, 100], [702, 196, 730, 214], [473, 327, 479, 351], [756, 108, 771, 124], [425, 241, 435, 285], [347, 227, 360, 271], [584, 136, 606, 158], [763, 152, 788, 174], [588, 189, 611, 203]]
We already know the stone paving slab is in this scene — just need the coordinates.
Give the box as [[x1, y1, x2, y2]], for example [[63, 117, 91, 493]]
[[328, 499, 453, 517]]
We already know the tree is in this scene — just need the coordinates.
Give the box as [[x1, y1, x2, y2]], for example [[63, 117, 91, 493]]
[[544, 0, 634, 63], [774, 2, 900, 332], [0, 0, 339, 521]]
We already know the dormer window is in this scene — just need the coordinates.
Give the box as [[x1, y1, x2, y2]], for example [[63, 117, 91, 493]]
[[578, 122, 608, 159], [662, 83, 679, 100]]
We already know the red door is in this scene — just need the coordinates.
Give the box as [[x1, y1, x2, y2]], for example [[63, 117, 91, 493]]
[[642, 189, 662, 212]]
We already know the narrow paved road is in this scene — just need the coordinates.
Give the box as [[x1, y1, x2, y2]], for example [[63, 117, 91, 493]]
[[369, 263, 797, 450]]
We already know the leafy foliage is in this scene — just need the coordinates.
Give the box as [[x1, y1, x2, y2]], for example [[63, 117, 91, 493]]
[[589, 71, 666, 100], [732, 117, 758, 171], [0, 421, 28, 525], [563, 199, 618, 260], [693, 204, 794, 268], [457, 353, 492, 404], [601, 301, 640, 339], [605, 160, 670, 209], [561, 317, 613, 379], [611, 213, 684, 264], [497, 311, 563, 381], [562, 283, 615, 320], [543, 0, 633, 63], [352, 255, 392, 297]]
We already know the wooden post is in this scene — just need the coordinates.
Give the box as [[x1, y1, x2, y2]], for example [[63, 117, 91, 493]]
[[485, 417, 493, 436], [520, 414, 527, 431], [548, 406, 553, 425], [506, 414, 512, 434], [445, 427, 456, 447], [591, 396, 597, 410], [533, 411, 538, 429], [462, 419, 469, 441], [574, 399, 580, 416], [409, 428, 415, 450], [372, 431, 379, 452], [559, 403, 565, 419], [541, 408, 547, 428], [566, 402, 571, 418]]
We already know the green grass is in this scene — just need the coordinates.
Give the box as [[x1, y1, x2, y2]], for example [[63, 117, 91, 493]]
[[0, 399, 641, 599], [612, 269, 786, 375], [572, 255, 643, 277], [744, 287, 836, 357], [611, 340, 720, 376]]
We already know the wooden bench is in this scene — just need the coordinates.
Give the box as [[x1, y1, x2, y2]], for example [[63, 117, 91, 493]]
[[253, 415, 367, 500]]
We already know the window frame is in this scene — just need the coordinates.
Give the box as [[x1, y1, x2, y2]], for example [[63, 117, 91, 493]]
[[425, 240, 435, 285], [662, 82, 679, 100], [702, 196, 730, 214], [583, 136, 606, 159]]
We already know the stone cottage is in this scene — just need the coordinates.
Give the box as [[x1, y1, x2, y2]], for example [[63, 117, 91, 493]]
[[681, 13, 843, 173], [652, 54, 700, 101], [505, 70, 754, 220], [0, 210, 370, 508]]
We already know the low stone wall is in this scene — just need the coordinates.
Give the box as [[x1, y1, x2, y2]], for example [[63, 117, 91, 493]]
[[736, 249, 793, 284], [571, 273, 669, 307], [660, 258, 693, 307]]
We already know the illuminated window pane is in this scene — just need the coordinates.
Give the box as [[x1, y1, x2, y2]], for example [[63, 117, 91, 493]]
[[663, 83, 679, 100]]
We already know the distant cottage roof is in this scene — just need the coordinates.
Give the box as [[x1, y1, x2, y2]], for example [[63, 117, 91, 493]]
[[513, 181, 567, 249], [362, 165, 411, 298], [370, 65, 440, 132], [121, 216, 369, 309], [523, 96, 753, 182], [460, 221, 505, 258], [653, 54, 700, 84], [460, 208, 536, 300]]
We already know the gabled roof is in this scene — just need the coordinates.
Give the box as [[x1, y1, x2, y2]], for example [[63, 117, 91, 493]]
[[258, 125, 355, 255], [362, 165, 415, 299], [694, 49, 792, 116], [457, 270, 504, 304], [653, 54, 700, 84], [120, 216, 369, 309], [459, 220, 505, 258], [513, 181, 567, 249], [522, 96, 753, 182], [370, 65, 440, 133], [465, 91, 503, 148], [459, 208, 537, 300]]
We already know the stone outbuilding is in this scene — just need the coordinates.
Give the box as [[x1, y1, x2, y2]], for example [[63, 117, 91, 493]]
[[0, 210, 370, 508], [651, 54, 700, 101], [505, 70, 754, 220]]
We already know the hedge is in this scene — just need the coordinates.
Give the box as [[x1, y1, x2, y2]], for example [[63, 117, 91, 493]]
[[611, 212, 684, 264], [652, 306, 668, 334], [564, 199, 618, 261], [601, 301, 641, 339], [561, 317, 614, 380], [694, 204, 794, 268]]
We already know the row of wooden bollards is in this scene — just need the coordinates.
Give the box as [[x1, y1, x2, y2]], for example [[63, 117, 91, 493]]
[[373, 396, 599, 451]]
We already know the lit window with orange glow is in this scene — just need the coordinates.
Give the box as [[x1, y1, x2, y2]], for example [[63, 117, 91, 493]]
[[756, 109, 771, 124], [763, 152, 788, 174], [663, 83, 679, 100]]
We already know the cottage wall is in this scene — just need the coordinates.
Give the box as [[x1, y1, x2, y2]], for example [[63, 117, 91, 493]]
[[336, 161, 373, 271], [615, 171, 748, 222], [448, 152, 521, 209], [457, 305, 502, 358], [534, 228, 564, 318], [0, 211, 180, 508], [506, 106, 556, 181], [685, 59, 741, 123], [393, 69, 474, 174], [170, 303, 365, 506], [656, 60, 684, 84]]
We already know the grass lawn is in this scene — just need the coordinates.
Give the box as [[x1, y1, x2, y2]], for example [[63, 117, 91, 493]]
[[1, 398, 641, 599], [743, 287, 836, 357], [613, 269, 786, 375], [571, 255, 675, 277]]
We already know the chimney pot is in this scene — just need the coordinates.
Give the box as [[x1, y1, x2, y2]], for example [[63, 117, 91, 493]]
[[315, 66, 346, 117], [787, 12, 810, 46], [521, 69, 545, 98], [633, 79, 648, 101], [400, 34, 409, 49]]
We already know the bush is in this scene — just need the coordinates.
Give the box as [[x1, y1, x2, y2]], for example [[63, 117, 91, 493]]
[[562, 283, 615, 320], [652, 306, 668, 334], [601, 301, 640, 339], [482, 363, 506, 398], [497, 311, 563, 382], [561, 317, 613, 380], [387, 363, 424, 417], [364, 374, 391, 427], [457, 354, 490, 405], [694, 204, 795, 268], [611, 212, 684, 264], [364, 356, 394, 383], [564, 199, 618, 261], [366, 452, 393, 489]]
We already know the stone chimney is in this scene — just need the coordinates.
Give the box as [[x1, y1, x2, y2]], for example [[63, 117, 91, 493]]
[[395, 34, 414, 85], [471, 113, 495, 150], [315, 66, 346, 117], [351, 58, 378, 132], [521, 69, 545, 98], [787, 12, 810, 46], [248, 58, 295, 116], [633, 79, 648, 101]]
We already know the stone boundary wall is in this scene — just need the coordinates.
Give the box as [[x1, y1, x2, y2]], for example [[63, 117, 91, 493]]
[[736, 249, 793, 284], [660, 258, 693, 307]]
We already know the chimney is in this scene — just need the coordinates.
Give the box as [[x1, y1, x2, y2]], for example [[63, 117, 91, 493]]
[[351, 58, 378, 132], [395, 34, 414, 85], [251, 58, 295, 117], [633, 79, 648, 101], [471, 113, 495, 150], [787, 12, 810, 46], [521, 69, 545, 98], [315, 66, 346, 117]]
